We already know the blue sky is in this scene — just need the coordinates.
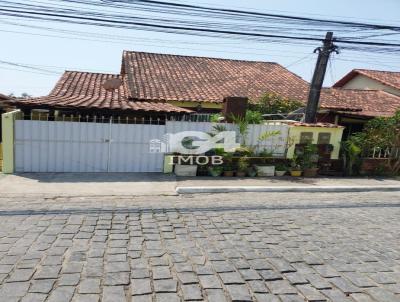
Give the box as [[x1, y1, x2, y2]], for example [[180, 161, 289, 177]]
[[1, 0, 400, 96]]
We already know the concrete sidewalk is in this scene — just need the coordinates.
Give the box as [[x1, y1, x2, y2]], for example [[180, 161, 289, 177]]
[[0, 173, 178, 197], [0, 173, 399, 197], [176, 176, 400, 194]]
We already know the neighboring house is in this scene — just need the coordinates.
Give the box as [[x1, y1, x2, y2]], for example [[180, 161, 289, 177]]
[[333, 69, 400, 97], [317, 88, 400, 136], [8, 51, 400, 129], [331, 69, 400, 135], [0, 93, 10, 111]]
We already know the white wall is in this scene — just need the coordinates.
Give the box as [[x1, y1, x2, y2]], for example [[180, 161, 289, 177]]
[[342, 74, 400, 96]]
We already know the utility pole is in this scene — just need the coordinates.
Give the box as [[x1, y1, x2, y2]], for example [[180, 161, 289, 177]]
[[305, 32, 339, 123]]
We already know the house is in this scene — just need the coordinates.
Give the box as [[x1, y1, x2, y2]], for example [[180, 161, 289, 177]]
[[330, 69, 400, 135], [317, 88, 400, 136], [333, 69, 400, 97], [121, 51, 310, 112], [0, 93, 11, 112], [119, 52, 400, 124], [7, 51, 400, 129], [6, 71, 193, 122]]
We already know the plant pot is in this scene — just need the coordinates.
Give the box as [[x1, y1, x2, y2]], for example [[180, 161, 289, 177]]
[[236, 171, 246, 177], [174, 164, 198, 177], [223, 171, 235, 177], [303, 168, 319, 178], [275, 170, 286, 177], [256, 165, 275, 177], [290, 170, 302, 177], [247, 168, 257, 177], [208, 167, 223, 177]]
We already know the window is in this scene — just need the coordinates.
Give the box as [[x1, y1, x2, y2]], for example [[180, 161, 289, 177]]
[[318, 132, 331, 144], [300, 132, 313, 144]]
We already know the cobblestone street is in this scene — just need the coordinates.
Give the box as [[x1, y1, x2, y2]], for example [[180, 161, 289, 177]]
[[0, 192, 399, 302]]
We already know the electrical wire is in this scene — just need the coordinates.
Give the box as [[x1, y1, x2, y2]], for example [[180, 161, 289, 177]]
[[1, 0, 399, 50]]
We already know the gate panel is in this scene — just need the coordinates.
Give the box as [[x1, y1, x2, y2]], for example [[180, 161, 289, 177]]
[[108, 124, 166, 172], [15, 120, 109, 172]]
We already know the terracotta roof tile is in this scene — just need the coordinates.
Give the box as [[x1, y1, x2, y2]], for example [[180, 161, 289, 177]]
[[333, 69, 400, 90], [121, 51, 400, 117], [11, 71, 192, 114], [0, 93, 10, 100], [319, 89, 400, 117], [122, 51, 310, 103], [281, 121, 344, 128]]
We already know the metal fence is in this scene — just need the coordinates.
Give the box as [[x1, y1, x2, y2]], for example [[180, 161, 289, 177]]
[[12, 115, 290, 173], [367, 147, 400, 159]]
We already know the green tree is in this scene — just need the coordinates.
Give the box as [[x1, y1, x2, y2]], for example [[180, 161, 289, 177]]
[[245, 110, 263, 124], [345, 110, 400, 175], [250, 92, 303, 115]]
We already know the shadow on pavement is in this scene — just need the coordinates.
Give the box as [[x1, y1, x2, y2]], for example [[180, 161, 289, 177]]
[[12, 172, 175, 183]]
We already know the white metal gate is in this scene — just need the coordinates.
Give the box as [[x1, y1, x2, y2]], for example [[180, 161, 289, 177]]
[[14, 120, 166, 172], [13, 119, 289, 173]]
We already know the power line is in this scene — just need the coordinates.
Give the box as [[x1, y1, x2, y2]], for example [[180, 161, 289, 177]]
[[114, 0, 400, 31], [0, 60, 61, 75], [0, 28, 316, 59], [1, 0, 400, 49], [2, 6, 400, 49]]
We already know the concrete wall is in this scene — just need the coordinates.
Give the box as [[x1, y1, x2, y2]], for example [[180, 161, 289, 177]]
[[342, 75, 400, 96]]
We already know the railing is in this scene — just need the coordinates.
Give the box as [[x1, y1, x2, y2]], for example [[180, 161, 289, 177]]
[[17, 112, 217, 124], [367, 147, 400, 159]]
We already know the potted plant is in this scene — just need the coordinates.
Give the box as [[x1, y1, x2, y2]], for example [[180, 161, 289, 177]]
[[208, 165, 223, 177], [301, 143, 319, 178], [290, 156, 302, 177], [303, 163, 319, 178], [175, 162, 198, 177], [236, 157, 249, 177], [233, 146, 254, 157], [247, 165, 257, 177], [275, 163, 287, 176], [223, 154, 235, 177], [255, 150, 275, 177]]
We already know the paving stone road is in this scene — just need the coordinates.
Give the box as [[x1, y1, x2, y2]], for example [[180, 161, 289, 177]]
[[0, 192, 399, 302]]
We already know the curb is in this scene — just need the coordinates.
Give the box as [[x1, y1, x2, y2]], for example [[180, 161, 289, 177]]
[[176, 185, 400, 194]]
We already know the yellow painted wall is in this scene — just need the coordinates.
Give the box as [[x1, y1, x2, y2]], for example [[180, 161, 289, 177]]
[[163, 155, 174, 173], [167, 100, 222, 109], [286, 126, 344, 160], [342, 75, 400, 97], [1, 110, 22, 173]]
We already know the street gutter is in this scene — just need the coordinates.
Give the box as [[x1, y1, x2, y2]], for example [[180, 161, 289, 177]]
[[176, 185, 400, 194]]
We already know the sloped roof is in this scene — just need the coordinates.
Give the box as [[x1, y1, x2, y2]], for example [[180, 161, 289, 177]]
[[333, 69, 400, 90], [10, 71, 192, 113], [8, 51, 400, 118], [122, 51, 310, 103], [0, 93, 10, 100], [320, 89, 400, 117], [121, 51, 400, 117]]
